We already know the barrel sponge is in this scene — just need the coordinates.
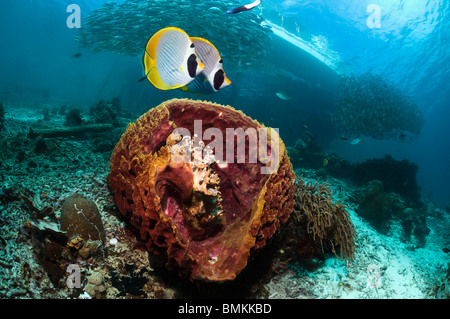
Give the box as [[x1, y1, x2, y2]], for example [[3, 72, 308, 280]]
[[108, 98, 296, 281], [60, 194, 106, 243]]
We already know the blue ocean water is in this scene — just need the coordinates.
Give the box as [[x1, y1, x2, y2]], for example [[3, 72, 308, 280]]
[[1, 0, 448, 203], [0, 0, 449, 300]]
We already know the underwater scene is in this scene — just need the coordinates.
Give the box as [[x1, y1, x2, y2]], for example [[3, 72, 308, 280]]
[[0, 0, 449, 301]]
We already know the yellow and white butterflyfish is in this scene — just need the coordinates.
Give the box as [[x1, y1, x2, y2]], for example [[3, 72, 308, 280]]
[[180, 37, 231, 95], [142, 27, 205, 90]]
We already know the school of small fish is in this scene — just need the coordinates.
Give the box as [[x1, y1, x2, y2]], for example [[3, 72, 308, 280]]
[[75, 0, 272, 64]]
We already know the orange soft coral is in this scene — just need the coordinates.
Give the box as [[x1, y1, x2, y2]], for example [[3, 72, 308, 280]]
[[108, 99, 295, 281]]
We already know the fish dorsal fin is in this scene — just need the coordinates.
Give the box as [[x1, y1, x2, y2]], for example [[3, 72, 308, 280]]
[[190, 37, 221, 72]]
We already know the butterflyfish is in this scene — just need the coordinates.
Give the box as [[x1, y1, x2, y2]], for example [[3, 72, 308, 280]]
[[226, 0, 261, 14], [142, 27, 204, 90], [180, 37, 231, 94]]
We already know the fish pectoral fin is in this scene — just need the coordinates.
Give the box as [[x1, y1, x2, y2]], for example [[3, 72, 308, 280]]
[[179, 85, 190, 92]]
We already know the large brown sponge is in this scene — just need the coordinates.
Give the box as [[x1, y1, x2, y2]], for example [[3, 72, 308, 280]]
[[108, 99, 296, 281]]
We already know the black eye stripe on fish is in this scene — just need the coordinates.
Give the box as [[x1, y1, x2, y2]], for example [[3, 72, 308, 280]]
[[187, 53, 198, 78], [213, 69, 225, 90], [190, 43, 195, 48]]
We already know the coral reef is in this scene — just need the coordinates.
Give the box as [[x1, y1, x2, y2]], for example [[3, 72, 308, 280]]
[[331, 73, 425, 141], [0, 106, 174, 298], [289, 133, 422, 205], [434, 264, 450, 299], [0, 102, 4, 131], [353, 155, 420, 203], [84, 271, 106, 299], [27, 220, 69, 286], [0, 103, 447, 299], [108, 98, 296, 281], [355, 179, 430, 246], [60, 194, 106, 243], [287, 131, 323, 169], [356, 180, 406, 232], [75, 0, 272, 64], [64, 107, 83, 127], [290, 177, 356, 265], [89, 97, 124, 125], [287, 131, 354, 180]]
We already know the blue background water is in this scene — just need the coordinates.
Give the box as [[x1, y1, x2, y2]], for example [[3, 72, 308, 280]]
[[0, 0, 448, 204]]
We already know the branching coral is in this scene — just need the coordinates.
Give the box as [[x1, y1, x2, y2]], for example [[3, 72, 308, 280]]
[[292, 177, 356, 264], [332, 73, 424, 141], [108, 98, 296, 281]]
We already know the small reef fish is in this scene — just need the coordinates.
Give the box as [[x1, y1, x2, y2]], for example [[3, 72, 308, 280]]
[[323, 158, 329, 167], [350, 138, 361, 145], [141, 27, 205, 90], [208, 7, 222, 14], [226, 0, 261, 14], [180, 37, 231, 94], [276, 91, 292, 100], [72, 52, 82, 58]]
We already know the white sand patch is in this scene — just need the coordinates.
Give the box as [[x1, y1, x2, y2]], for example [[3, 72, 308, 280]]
[[266, 204, 449, 299]]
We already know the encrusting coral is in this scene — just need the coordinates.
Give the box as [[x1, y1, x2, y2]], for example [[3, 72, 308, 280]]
[[108, 98, 296, 281], [291, 177, 356, 265]]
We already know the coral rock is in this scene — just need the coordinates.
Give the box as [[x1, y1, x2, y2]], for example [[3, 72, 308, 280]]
[[60, 194, 106, 243], [108, 99, 295, 281]]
